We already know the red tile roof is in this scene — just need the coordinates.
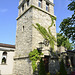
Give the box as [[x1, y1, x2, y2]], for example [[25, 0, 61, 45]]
[[0, 43, 15, 48]]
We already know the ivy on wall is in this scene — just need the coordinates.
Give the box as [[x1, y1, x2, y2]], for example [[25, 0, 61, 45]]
[[29, 15, 57, 72], [32, 15, 57, 50], [29, 49, 43, 72]]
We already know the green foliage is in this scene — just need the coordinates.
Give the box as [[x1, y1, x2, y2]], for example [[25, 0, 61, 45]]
[[32, 15, 56, 50], [59, 0, 75, 43], [29, 49, 43, 72], [39, 58, 46, 75], [59, 59, 67, 75], [57, 33, 73, 50], [32, 61, 37, 72], [68, 1, 75, 11]]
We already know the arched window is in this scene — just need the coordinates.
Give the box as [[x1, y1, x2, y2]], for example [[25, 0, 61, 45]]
[[2, 52, 7, 64], [22, 26, 24, 32], [27, 0, 29, 6], [38, 0, 42, 8], [46, 3, 49, 11], [22, 4, 24, 11]]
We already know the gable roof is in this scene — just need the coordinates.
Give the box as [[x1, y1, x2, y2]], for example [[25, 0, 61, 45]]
[[0, 43, 15, 48]]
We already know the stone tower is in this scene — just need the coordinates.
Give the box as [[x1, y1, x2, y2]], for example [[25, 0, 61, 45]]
[[13, 0, 57, 75]]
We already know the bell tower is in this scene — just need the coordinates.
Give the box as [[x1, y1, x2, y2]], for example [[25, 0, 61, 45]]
[[13, 0, 57, 75]]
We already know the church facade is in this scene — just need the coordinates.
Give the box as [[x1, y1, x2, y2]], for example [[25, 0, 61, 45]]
[[0, 0, 57, 75], [0, 43, 15, 75], [13, 0, 57, 75], [0, 0, 75, 75]]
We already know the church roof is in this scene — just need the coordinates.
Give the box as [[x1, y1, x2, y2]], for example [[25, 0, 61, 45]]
[[0, 43, 15, 48]]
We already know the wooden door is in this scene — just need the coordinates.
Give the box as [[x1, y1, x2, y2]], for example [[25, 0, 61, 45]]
[[44, 56, 49, 73]]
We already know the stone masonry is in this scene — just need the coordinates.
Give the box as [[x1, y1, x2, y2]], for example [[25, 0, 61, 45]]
[[13, 0, 57, 75]]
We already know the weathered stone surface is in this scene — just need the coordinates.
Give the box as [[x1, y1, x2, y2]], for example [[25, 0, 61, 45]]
[[13, 0, 57, 75], [49, 59, 60, 74], [13, 58, 32, 75]]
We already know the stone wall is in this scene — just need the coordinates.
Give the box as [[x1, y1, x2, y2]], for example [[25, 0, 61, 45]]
[[32, 7, 57, 52], [49, 58, 60, 74], [13, 58, 32, 75], [13, 8, 33, 75], [57, 46, 66, 53], [18, 0, 55, 17], [13, 0, 57, 74], [15, 8, 33, 58]]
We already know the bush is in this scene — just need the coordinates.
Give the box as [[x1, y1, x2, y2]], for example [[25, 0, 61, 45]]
[[59, 59, 67, 75], [29, 49, 43, 72], [39, 58, 46, 75], [47, 72, 50, 75]]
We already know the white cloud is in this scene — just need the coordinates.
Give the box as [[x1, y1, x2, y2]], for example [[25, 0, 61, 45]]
[[0, 9, 8, 13]]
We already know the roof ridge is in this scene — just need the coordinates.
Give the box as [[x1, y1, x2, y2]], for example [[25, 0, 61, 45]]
[[0, 43, 15, 48]]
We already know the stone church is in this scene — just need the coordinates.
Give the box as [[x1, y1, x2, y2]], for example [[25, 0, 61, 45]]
[[13, 0, 57, 75], [0, 0, 75, 75], [0, 0, 57, 74]]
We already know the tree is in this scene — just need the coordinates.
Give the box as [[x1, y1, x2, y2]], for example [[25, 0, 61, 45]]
[[59, 59, 67, 75], [39, 58, 46, 75], [59, 0, 75, 43], [57, 33, 73, 50]]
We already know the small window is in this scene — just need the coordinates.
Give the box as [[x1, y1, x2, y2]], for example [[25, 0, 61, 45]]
[[46, 3, 49, 11], [22, 26, 24, 32], [27, 0, 29, 6], [38, 0, 42, 8], [22, 4, 24, 11], [2, 52, 7, 64]]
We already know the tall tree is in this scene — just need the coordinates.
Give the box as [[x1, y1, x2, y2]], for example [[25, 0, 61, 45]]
[[59, 0, 75, 43], [59, 59, 67, 75], [39, 58, 46, 75], [57, 33, 73, 50]]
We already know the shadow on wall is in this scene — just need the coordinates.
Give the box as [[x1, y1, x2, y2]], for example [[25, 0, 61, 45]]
[[0, 70, 1, 75], [49, 59, 60, 74]]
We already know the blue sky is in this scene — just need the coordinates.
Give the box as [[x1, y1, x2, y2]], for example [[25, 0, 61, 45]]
[[0, 0, 73, 45]]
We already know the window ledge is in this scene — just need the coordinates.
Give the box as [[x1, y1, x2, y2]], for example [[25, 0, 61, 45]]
[[0, 64, 7, 65]]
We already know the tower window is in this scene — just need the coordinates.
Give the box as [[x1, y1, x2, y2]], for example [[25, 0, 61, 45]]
[[46, 3, 49, 11], [1, 52, 7, 64], [22, 4, 24, 11], [38, 0, 42, 8], [27, 0, 29, 6], [22, 26, 24, 32]]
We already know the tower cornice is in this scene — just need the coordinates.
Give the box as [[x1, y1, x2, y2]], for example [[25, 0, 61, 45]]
[[16, 5, 56, 20], [18, 0, 54, 9]]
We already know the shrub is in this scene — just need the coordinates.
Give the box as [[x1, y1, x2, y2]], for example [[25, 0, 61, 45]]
[[39, 58, 46, 75], [47, 72, 50, 75], [29, 49, 43, 72], [59, 59, 67, 75]]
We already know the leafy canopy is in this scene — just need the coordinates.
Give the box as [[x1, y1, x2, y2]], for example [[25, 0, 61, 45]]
[[59, 0, 75, 43], [39, 58, 46, 75], [59, 59, 67, 75], [57, 33, 73, 50]]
